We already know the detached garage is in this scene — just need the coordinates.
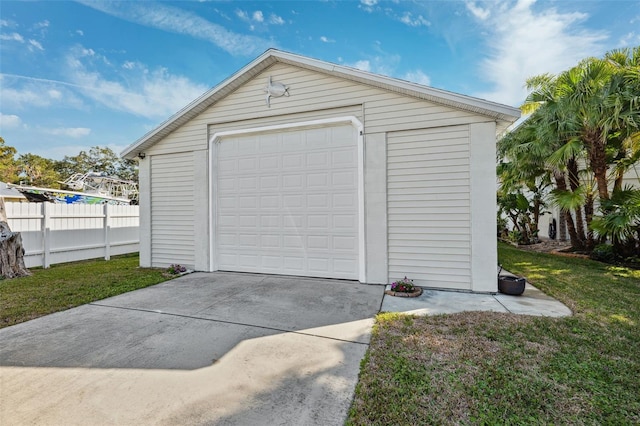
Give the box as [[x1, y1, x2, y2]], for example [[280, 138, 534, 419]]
[[122, 49, 519, 292]]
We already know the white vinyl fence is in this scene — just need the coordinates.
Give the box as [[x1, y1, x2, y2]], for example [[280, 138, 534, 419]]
[[5, 202, 139, 268]]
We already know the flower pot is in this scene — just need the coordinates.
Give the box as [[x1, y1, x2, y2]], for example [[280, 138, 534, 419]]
[[385, 287, 423, 298], [498, 276, 526, 295]]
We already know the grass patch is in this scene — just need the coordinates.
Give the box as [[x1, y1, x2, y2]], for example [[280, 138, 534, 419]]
[[0, 254, 171, 329], [348, 242, 640, 425]]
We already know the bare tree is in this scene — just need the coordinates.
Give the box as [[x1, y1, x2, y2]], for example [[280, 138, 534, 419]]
[[0, 198, 30, 279]]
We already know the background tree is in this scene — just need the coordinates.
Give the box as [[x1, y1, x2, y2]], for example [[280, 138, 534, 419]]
[[0, 137, 19, 184], [500, 46, 640, 257], [55, 146, 138, 182], [17, 154, 61, 188]]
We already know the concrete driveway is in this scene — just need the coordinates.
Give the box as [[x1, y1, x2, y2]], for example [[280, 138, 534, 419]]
[[0, 272, 384, 425]]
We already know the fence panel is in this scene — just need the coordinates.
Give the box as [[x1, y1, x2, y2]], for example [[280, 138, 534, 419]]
[[5, 202, 139, 268]]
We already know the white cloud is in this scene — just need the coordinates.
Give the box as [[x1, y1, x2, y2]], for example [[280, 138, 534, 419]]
[[252, 11, 264, 22], [0, 32, 25, 42], [65, 46, 209, 119], [344, 53, 401, 77], [44, 127, 91, 138], [269, 14, 285, 25], [320, 36, 335, 43], [47, 89, 62, 99], [1, 84, 64, 108], [465, 1, 490, 21], [399, 12, 430, 27], [359, 0, 378, 13], [620, 31, 640, 47], [28, 39, 44, 51], [404, 70, 431, 86], [33, 20, 50, 30], [0, 113, 22, 129], [348, 60, 371, 72], [76, 30, 84, 36], [79, 1, 272, 56], [470, 0, 608, 106], [235, 9, 249, 21]]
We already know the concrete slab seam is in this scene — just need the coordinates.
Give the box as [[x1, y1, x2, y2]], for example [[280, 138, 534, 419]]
[[89, 302, 370, 346], [492, 295, 513, 314]]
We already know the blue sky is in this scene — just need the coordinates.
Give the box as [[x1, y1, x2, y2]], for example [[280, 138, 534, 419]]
[[1, 0, 638, 160]]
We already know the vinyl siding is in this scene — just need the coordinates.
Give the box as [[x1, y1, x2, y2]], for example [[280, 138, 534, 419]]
[[148, 62, 493, 155], [387, 125, 472, 290], [144, 61, 495, 284], [150, 152, 195, 267]]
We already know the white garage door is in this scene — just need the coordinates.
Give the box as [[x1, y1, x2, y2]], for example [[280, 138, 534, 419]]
[[215, 124, 359, 279]]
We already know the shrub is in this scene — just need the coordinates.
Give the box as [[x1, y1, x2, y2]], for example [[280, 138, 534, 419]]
[[166, 264, 187, 275], [590, 244, 616, 263]]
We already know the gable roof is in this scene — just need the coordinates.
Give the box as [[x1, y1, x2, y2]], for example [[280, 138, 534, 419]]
[[122, 49, 520, 159]]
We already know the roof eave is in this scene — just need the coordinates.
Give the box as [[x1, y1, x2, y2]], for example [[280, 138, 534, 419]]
[[122, 49, 520, 159]]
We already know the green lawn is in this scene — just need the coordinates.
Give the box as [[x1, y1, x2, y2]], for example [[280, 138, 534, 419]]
[[348, 242, 640, 425], [0, 254, 171, 329]]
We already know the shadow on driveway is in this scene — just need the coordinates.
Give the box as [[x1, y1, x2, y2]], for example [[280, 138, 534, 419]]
[[0, 272, 384, 425], [0, 272, 383, 370]]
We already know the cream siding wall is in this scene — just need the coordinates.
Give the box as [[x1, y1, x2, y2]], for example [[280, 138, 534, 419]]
[[148, 63, 493, 156], [387, 126, 472, 290], [150, 152, 196, 268], [142, 61, 500, 288]]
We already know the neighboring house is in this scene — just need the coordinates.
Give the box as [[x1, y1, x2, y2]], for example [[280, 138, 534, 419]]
[[0, 182, 27, 203], [538, 164, 640, 241], [122, 49, 520, 292]]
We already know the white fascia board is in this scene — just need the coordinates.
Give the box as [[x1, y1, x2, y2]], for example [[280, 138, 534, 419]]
[[271, 50, 521, 123]]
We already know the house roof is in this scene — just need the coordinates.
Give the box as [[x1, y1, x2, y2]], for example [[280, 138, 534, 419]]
[[121, 49, 521, 159], [0, 182, 26, 200]]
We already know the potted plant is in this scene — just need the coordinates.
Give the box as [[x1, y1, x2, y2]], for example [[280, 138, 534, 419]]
[[385, 276, 423, 297]]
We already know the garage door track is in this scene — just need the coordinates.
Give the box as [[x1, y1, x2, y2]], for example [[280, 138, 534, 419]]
[[0, 272, 384, 425]]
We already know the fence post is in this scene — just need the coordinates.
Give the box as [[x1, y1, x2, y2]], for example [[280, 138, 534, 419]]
[[42, 203, 51, 269], [104, 204, 111, 261]]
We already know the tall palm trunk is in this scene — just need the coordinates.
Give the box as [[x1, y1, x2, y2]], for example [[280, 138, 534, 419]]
[[584, 192, 596, 250], [585, 128, 610, 201], [566, 158, 587, 244], [554, 171, 584, 249]]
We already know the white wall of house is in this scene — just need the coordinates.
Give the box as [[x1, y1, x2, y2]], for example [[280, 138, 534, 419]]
[[134, 58, 514, 291]]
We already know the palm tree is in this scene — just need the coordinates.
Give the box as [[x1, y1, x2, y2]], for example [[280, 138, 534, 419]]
[[520, 78, 589, 249]]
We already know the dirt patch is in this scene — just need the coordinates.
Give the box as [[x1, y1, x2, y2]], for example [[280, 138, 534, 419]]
[[515, 239, 572, 254]]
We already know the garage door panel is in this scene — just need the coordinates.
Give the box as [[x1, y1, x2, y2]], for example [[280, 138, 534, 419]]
[[283, 194, 304, 208], [307, 173, 328, 188], [283, 174, 304, 189], [260, 195, 280, 208], [333, 192, 357, 209], [218, 178, 236, 191], [261, 235, 280, 248], [216, 124, 359, 279], [306, 152, 329, 168], [332, 147, 357, 166], [260, 176, 279, 190], [283, 153, 304, 168], [239, 196, 257, 208], [333, 170, 356, 187]]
